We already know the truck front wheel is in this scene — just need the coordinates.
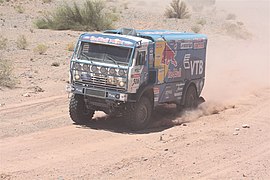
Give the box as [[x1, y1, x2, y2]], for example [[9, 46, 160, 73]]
[[126, 96, 152, 131], [69, 94, 94, 124]]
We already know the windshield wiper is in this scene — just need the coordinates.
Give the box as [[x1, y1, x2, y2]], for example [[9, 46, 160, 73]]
[[105, 54, 119, 66], [81, 53, 105, 63], [81, 53, 92, 62]]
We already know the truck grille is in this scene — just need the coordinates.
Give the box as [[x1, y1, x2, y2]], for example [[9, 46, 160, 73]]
[[75, 75, 126, 92]]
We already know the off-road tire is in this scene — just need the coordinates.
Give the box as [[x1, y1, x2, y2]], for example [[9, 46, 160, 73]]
[[69, 94, 94, 124], [184, 85, 199, 109], [125, 96, 152, 131]]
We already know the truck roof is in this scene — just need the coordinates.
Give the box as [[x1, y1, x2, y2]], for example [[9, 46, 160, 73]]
[[104, 29, 207, 42], [137, 30, 207, 41]]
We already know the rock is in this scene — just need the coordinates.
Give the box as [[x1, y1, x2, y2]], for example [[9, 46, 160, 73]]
[[235, 128, 240, 131], [22, 93, 31, 97], [164, 148, 168, 151], [0, 103, 5, 107], [182, 123, 187, 126], [242, 124, 250, 128], [233, 132, 239, 136]]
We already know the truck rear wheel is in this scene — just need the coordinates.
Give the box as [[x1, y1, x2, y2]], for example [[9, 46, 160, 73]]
[[126, 96, 152, 131], [184, 85, 199, 109], [69, 94, 94, 124]]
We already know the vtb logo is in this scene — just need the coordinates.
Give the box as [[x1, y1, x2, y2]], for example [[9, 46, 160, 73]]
[[183, 54, 204, 75]]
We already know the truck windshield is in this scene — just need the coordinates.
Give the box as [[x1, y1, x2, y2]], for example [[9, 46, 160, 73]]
[[77, 42, 132, 65]]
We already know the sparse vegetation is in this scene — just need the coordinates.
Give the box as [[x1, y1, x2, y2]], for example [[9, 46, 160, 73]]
[[223, 22, 251, 39], [0, 59, 16, 88], [51, 62, 60, 67], [165, 0, 190, 19], [226, 13, 236, 20], [67, 42, 75, 51], [196, 18, 206, 26], [34, 44, 48, 54], [14, 5, 25, 14], [42, 0, 52, 3], [0, 35, 7, 50], [123, 2, 128, 9], [191, 25, 201, 33], [34, 0, 113, 31], [16, 35, 28, 50]]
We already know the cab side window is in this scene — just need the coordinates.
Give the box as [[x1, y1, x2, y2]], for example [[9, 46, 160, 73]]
[[136, 51, 146, 66]]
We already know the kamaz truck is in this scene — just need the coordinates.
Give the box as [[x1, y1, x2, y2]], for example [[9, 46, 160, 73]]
[[67, 28, 207, 130]]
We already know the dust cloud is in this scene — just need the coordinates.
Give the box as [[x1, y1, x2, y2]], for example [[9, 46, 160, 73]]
[[202, 0, 270, 102], [153, 0, 269, 126]]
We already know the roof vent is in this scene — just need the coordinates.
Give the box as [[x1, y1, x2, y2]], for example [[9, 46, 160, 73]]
[[120, 28, 137, 36]]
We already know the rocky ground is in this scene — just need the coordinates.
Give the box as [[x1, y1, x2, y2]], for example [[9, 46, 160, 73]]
[[0, 0, 269, 179]]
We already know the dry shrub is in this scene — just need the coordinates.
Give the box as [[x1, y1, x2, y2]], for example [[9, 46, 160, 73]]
[[0, 35, 7, 50], [51, 62, 60, 67], [34, 44, 48, 54], [14, 5, 24, 13], [42, 0, 52, 3], [165, 0, 190, 19], [191, 25, 201, 33], [67, 42, 75, 51], [187, 0, 216, 12], [226, 13, 236, 20], [0, 59, 16, 88], [197, 18, 206, 26], [16, 35, 28, 50], [34, 0, 113, 31], [223, 22, 252, 39]]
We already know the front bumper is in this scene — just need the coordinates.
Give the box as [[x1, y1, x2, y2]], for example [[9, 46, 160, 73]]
[[66, 84, 128, 102]]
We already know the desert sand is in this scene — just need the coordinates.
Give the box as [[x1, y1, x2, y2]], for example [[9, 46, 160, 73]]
[[0, 0, 269, 179]]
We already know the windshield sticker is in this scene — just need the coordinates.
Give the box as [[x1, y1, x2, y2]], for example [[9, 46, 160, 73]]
[[83, 35, 134, 46], [82, 44, 89, 53]]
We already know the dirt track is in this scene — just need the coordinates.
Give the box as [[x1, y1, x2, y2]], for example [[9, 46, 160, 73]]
[[1, 88, 270, 179]]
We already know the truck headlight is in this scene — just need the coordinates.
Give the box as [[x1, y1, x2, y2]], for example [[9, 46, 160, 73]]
[[118, 69, 126, 76], [107, 77, 117, 85], [83, 64, 89, 71], [91, 65, 98, 73], [75, 74, 80, 80], [100, 67, 108, 75], [119, 81, 126, 87], [109, 68, 116, 75], [75, 63, 81, 70]]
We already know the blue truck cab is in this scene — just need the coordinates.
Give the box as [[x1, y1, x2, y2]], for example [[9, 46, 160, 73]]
[[68, 28, 207, 130]]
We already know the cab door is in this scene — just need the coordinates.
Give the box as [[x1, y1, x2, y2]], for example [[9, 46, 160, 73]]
[[128, 48, 148, 93]]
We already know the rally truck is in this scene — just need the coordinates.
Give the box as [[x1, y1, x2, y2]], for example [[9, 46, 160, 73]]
[[67, 28, 207, 130]]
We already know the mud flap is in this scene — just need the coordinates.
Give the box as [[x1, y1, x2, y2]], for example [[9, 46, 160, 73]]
[[198, 96, 205, 105]]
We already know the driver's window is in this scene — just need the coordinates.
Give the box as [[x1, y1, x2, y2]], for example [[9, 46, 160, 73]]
[[136, 51, 146, 66]]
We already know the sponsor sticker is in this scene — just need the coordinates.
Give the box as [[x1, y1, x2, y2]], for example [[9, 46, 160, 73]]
[[194, 42, 204, 49], [180, 42, 193, 49], [168, 68, 181, 78]]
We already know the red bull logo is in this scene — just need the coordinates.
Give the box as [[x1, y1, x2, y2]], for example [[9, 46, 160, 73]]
[[162, 44, 177, 67]]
